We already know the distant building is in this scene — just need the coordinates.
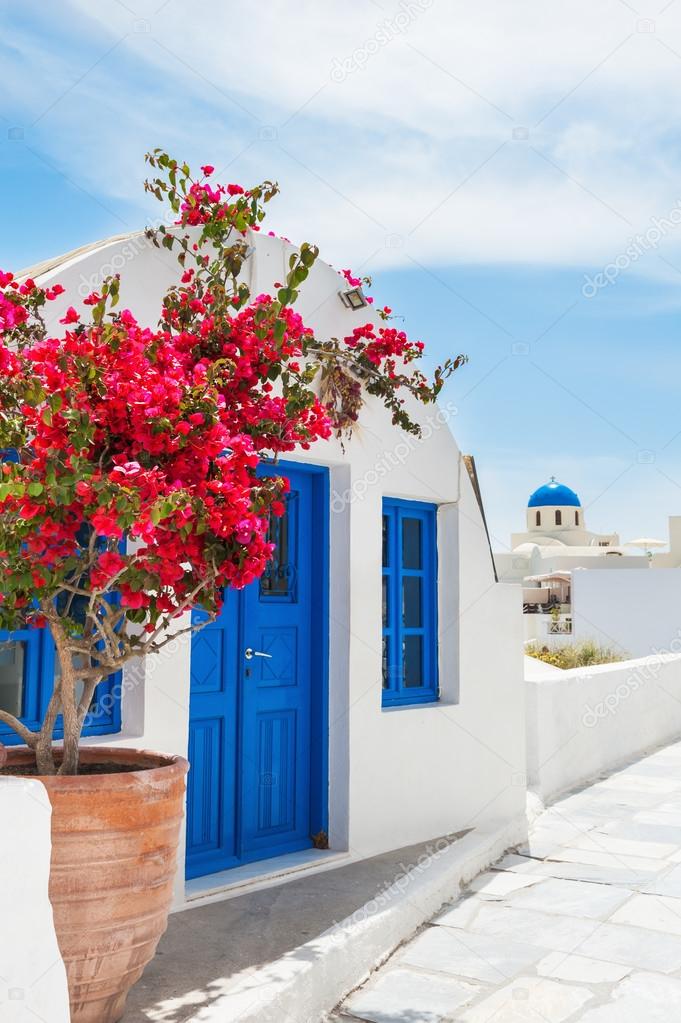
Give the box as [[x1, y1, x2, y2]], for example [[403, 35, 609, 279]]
[[495, 478, 647, 585], [495, 477, 650, 650]]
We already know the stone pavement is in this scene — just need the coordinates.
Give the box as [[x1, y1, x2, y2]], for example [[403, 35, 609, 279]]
[[333, 738, 681, 1022]]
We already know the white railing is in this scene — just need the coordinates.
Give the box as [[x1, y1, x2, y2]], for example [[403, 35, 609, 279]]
[[548, 618, 572, 635]]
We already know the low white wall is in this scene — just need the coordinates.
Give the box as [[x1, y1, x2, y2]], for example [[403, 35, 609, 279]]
[[0, 779, 70, 1021], [526, 651, 681, 802], [572, 568, 681, 658]]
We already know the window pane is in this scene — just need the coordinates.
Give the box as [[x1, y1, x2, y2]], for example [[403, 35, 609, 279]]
[[260, 494, 294, 598], [402, 577, 422, 627], [382, 515, 390, 568], [382, 575, 389, 628], [54, 654, 100, 715], [0, 641, 25, 717], [403, 635, 423, 687], [382, 636, 389, 688], [402, 518, 422, 569]]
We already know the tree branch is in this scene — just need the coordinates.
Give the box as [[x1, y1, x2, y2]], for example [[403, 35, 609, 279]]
[[0, 709, 38, 748]]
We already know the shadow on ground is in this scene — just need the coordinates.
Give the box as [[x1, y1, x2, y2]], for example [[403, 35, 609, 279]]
[[120, 833, 468, 1023]]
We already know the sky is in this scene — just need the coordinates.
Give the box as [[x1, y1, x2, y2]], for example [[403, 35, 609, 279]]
[[2, 0, 681, 552]]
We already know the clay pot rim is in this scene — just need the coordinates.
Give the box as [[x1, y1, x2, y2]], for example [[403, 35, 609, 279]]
[[2, 745, 189, 789]]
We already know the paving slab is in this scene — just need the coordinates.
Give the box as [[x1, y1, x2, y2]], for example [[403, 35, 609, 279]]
[[458, 976, 592, 1023], [578, 971, 681, 1022], [545, 845, 665, 872], [494, 850, 660, 888], [611, 892, 681, 935], [640, 863, 681, 897], [397, 925, 545, 984], [635, 809, 681, 827], [595, 774, 680, 794], [536, 951, 631, 983], [578, 921, 681, 972], [570, 832, 678, 859], [344, 967, 482, 1022], [439, 902, 600, 952], [468, 869, 543, 899], [505, 877, 633, 919], [598, 820, 681, 846]]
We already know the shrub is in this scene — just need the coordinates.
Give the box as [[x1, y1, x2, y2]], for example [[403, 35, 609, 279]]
[[527, 640, 627, 669]]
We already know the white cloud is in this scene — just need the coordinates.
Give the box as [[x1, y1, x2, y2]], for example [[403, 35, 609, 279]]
[[9, 0, 681, 272]]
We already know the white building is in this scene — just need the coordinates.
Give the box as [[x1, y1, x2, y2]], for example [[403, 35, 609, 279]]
[[653, 516, 681, 567], [495, 478, 650, 649], [2, 230, 527, 909], [496, 478, 648, 586]]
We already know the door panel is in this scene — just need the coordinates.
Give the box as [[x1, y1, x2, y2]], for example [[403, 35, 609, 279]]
[[256, 710, 296, 834], [186, 717, 223, 853], [240, 473, 313, 860], [186, 465, 325, 879], [186, 591, 239, 878]]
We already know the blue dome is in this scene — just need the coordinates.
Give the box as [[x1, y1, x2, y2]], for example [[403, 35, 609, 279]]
[[528, 479, 581, 508]]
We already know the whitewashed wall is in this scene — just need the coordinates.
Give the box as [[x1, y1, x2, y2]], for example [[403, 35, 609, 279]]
[[526, 652, 681, 802], [0, 779, 70, 1022], [25, 229, 528, 902], [572, 568, 681, 657]]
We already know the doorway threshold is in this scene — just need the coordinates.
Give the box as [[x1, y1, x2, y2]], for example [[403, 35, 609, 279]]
[[183, 848, 351, 909]]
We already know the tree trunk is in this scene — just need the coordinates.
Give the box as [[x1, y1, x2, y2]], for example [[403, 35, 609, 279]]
[[48, 618, 83, 776], [34, 685, 62, 775], [58, 653, 81, 776]]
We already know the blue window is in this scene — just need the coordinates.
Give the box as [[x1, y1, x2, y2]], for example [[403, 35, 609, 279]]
[[0, 627, 122, 744], [0, 447, 122, 744], [382, 498, 438, 707]]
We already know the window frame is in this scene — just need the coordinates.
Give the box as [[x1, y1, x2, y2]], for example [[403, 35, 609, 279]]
[[0, 626, 122, 745], [0, 449, 122, 744], [258, 488, 299, 603], [382, 497, 439, 708]]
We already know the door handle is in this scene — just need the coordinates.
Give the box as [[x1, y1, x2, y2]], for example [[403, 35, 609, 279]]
[[244, 648, 273, 660]]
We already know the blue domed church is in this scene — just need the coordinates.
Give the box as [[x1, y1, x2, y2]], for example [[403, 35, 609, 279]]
[[511, 477, 619, 552]]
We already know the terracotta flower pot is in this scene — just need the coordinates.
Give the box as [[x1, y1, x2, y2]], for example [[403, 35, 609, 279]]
[[6, 746, 188, 1023]]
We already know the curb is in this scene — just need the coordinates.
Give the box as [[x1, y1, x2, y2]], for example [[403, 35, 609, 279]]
[[185, 817, 527, 1023]]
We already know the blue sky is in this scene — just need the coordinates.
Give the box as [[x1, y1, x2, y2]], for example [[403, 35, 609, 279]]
[[3, 0, 681, 548]]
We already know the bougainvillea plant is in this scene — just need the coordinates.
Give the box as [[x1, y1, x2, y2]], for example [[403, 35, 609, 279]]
[[0, 151, 466, 774]]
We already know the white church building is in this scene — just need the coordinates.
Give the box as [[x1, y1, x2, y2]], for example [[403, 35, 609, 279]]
[[492, 478, 681, 659], [495, 477, 648, 586], [2, 229, 527, 910]]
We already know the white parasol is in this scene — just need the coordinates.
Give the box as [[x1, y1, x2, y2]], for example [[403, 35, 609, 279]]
[[624, 537, 667, 559]]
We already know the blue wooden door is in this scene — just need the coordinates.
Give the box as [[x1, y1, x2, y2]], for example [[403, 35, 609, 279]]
[[186, 464, 326, 879], [185, 590, 240, 876]]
